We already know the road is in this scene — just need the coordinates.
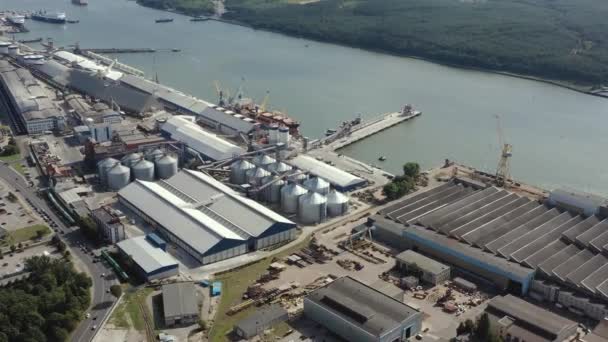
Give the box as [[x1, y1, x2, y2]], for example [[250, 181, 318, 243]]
[[0, 161, 118, 342]]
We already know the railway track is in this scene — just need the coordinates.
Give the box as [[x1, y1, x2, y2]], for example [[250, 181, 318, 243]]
[[138, 301, 156, 342]]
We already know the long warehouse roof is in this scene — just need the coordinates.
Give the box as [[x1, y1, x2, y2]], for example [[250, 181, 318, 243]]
[[117, 236, 178, 274], [161, 116, 244, 161], [287, 154, 367, 191]]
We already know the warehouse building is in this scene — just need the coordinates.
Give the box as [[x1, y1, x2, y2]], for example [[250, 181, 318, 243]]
[[234, 304, 288, 339], [118, 169, 296, 265], [304, 276, 422, 342], [162, 282, 199, 326], [395, 250, 451, 285], [161, 116, 244, 161], [485, 295, 578, 342], [117, 236, 179, 281], [287, 154, 367, 192]]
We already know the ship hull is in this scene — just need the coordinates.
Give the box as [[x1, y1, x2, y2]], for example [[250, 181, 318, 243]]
[[31, 15, 66, 24]]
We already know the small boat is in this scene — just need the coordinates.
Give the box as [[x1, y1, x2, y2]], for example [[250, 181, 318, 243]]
[[378, 156, 387, 161], [155, 18, 174, 23], [72, 0, 88, 5], [325, 128, 337, 136], [190, 17, 208, 21], [18, 38, 43, 43], [67, 19, 80, 23]]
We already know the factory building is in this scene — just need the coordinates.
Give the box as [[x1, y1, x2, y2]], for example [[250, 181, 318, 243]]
[[91, 206, 126, 243], [117, 235, 179, 281], [161, 116, 245, 161], [395, 250, 451, 285], [118, 169, 296, 265], [162, 282, 199, 326], [0, 60, 66, 134], [304, 276, 422, 342], [485, 295, 578, 342], [234, 304, 288, 339], [287, 154, 367, 192]]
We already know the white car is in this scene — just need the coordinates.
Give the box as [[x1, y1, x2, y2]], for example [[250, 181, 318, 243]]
[[91, 325, 97, 330], [85, 313, 90, 319]]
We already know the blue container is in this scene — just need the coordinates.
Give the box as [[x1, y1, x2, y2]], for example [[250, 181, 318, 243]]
[[211, 281, 222, 296]]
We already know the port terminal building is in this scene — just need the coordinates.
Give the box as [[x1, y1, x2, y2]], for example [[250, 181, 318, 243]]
[[118, 169, 296, 265], [369, 181, 608, 320], [287, 154, 367, 192]]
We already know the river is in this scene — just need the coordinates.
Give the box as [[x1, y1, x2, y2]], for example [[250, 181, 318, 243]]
[[4, 0, 608, 194]]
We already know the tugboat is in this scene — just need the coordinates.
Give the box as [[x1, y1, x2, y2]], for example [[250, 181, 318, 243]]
[[155, 18, 174, 23], [31, 11, 67, 24], [72, 0, 88, 5], [378, 156, 387, 161]]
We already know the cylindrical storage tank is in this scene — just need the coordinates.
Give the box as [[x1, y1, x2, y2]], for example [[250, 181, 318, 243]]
[[121, 152, 142, 168], [230, 159, 255, 185], [268, 124, 279, 144], [327, 190, 349, 217], [131, 159, 155, 181], [303, 177, 330, 195], [97, 157, 119, 184], [155, 154, 178, 179], [262, 175, 285, 203], [266, 161, 292, 174], [145, 148, 164, 162], [281, 183, 307, 214], [288, 172, 308, 184], [278, 126, 290, 147], [0, 42, 10, 55], [246, 167, 270, 186], [107, 163, 131, 190], [298, 191, 327, 224], [8, 45, 18, 57], [252, 154, 275, 167]]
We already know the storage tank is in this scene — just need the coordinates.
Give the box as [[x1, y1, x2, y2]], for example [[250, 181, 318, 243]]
[[268, 124, 279, 144], [303, 177, 330, 195], [145, 148, 164, 162], [155, 154, 178, 179], [298, 191, 327, 224], [327, 189, 349, 217], [278, 126, 290, 147], [266, 161, 292, 174], [230, 159, 255, 185], [107, 163, 131, 190], [262, 175, 285, 203], [246, 167, 270, 186], [281, 183, 307, 214], [131, 159, 155, 181], [121, 152, 142, 168], [0, 42, 10, 55], [8, 45, 18, 57], [288, 172, 308, 184], [97, 157, 119, 184], [252, 154, 275, 167]]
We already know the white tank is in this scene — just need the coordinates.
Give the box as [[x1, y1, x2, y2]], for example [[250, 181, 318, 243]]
[[288, 172, 308, 184], [146, 148, 164, 162], [0, 42, 10, 55], [8, 45, 18, 57], [246, 167, 270, 186], [327, 190, 349, 217], [303, 177, 330, 195], [121, 152, 142, 168], [298, 191, 327, 224], [252, 154, 275, 167], [266, 161, 292, 174], [268, 124, 279, 144], [230, 159, 255, 185], [278, 126, 290, 146], [262, 175, 285, 203], [131, 159, 155, 181], [97, 157, 119, 183], [107, 163, 131, 190], [281, 183, 308, 214], [155, 154, 178, 179]]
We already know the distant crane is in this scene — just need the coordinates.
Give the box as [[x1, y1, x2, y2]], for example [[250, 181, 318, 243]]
[[214, 80, 225, 106], [494, 114, 512, 187]]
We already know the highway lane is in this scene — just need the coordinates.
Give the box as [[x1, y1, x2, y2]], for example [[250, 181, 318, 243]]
[[0, 162, 118, 342]]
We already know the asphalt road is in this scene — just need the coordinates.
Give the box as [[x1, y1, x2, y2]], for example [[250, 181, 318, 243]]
[[0, 161, 118, 342]]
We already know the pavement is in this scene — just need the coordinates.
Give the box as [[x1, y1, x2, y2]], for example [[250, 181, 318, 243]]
[[0, 160, 118, 342]]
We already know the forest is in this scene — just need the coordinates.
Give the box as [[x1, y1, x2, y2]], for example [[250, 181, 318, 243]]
[[0, 256, 92, 342]]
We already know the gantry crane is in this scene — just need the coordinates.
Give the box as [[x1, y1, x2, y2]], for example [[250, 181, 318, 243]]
[[495, 114, 512, 187]]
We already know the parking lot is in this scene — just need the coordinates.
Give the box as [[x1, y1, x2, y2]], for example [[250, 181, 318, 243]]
[[0, 243, 60, 280], [0, 179, 44, 231]]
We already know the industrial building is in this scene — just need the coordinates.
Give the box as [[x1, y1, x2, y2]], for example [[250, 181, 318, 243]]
[[304, 276, 422, 342], [0, 60, 66, 134], [117, 235, 179, 281], [91, 206, 126, 243], [287, 154, 367, 192], [118, 169, 297, 265], [234, 304, 288, 339], [395, 250, 451, 285], [161, 115, 245, 161], [485, 295, 578, 342], [162, 282, 199, 326]]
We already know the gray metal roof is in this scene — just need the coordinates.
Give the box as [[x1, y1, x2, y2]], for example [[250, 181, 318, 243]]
[[395, 250, 449, 275], [117, 236, 178, 274], [538, 244, 580, 275], [553, 249, 594, 281], [235, 304, 287, 334], [305, 276, 420, 337], [487, 295, 577, 338], [287, 154, 366, 191], [162, 282, 198, 318]]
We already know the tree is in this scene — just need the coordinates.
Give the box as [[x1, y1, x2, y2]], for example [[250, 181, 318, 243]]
[[110, 285, 122, 298], [10, 245, 16, 253], [456, 322, 466, 336], [475, 313, 490, 340], [0, 249, 3, 259], [51, 235, 60, 245], [17, 242, 22, 250], [76, 216, 99, 241], [35, 229, 45, 240], [464, 319, 475, 334], [57, 240, 67, 253], [198, 318, 207, 331], [403, 162, 420, 179], [382, 182, 401, 200], [63, 250, 71, 259]]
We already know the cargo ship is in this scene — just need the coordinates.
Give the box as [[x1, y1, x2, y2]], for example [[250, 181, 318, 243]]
[[226, 99, 300, 136], [72, 0, 88, 5], [7, 14, 26, 25], [31, 11, 66, 24]]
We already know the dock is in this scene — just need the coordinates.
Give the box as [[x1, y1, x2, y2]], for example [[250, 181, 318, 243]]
[[323, 111, 421, 151]]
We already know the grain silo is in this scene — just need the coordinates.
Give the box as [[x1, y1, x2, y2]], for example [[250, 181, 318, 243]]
[[230, 159, 255, 185], [121, 152, 142, 168], [266, 161, 292, 174], [252, 154, 275, 168], [298, 191, 327, 224], [107, 163, 131, 190], [261, 175, 285, 204], [246, 167, 270, 186], [155, 154, 178, 179], [288, 172, 308, 184], [145, 148, 164, 162], [327, 189, 349, 217], [131, 159, 155, 181], [97, 157, 119, 184], [303, 177, 330, 195], [281, 183, 307, 214]]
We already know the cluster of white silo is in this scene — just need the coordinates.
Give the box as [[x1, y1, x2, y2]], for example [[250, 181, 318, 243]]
[[230, 159, 255, 185], [303, 177, 330, 195], [97, 150, 178, 190], [246, 167, 271, 187], [266, 125, 290, 147], [252, 154, 275, 168], [281, 182, 308, 214]]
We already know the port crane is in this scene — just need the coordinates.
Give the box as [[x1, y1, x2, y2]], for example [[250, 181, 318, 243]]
[[494, 114, 512, 187]]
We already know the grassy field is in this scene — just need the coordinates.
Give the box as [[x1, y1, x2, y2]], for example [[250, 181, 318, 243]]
[[208, 236, 311, 341], [0, 154, 22, 163], [110, 286, 154, 330], [0, 224, 50, 247]]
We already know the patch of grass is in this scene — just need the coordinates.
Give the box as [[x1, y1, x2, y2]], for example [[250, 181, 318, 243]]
[[110, 286, 153, 330], [208, 235, 310, 342], [0, 154, 21, 163], [11, 163, 26, 175], [0, 224, 51, 247]]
